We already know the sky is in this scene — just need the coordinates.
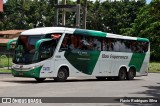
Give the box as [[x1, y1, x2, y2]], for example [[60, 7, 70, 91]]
[[3, 0, 152, 4], [146, 0, 152, 4]]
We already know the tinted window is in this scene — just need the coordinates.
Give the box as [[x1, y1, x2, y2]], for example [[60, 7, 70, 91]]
[[60, 34, 102, 51], [102, 38, 149, 53]]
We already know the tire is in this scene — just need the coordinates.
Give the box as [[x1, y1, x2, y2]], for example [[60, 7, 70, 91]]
[[54, 67, 68, 82], [96, 77, 106, 80], [126, 68, 136, 80], [35, 78, 46, 82], [118, 68, 126, 80]]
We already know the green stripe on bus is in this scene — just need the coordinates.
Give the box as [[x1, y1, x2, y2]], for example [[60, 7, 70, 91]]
[[65, 51, 100, 75], [129, 53, 146, 72], [137, 38, 149, 42], [74, 29, 107, 37]]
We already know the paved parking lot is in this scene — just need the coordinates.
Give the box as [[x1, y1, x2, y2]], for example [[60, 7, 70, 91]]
[[0, 73, 160, 106]]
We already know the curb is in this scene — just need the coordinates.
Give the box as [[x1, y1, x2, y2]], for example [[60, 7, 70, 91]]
[[0, 72, 11, 74]]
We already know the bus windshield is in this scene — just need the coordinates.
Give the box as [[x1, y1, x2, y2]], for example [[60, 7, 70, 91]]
[[13, 34, 61, 64], [13, 35, 43, 64]]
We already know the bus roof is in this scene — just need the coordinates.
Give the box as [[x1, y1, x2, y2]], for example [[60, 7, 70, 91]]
[[21, 27, 67, 35], [74, 29, 149, 42], [21, 27, 149, 42], [107, 33, 149, 42]]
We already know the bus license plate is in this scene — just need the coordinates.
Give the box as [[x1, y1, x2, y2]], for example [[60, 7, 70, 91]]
[[19, 72, 23, 76]]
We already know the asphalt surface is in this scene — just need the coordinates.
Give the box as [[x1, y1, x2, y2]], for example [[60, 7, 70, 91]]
[[0, 73, 160, 106]]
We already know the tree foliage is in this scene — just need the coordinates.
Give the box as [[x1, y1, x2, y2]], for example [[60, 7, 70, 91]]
[[0, 0, 145, 31], [121, 0, 160, 61], [0, 0, 160, 61], [0, 0, 54, 30], [87, 0, 145, 34]]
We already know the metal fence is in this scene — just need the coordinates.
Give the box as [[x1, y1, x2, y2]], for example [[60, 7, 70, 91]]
[[0, 51, 13, 69]]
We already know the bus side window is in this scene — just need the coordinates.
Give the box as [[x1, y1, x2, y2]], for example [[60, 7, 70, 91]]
[[124, 40, 132, 52], [137, 41, 149, 53], [93, 38, 101, 51], [60, 34, 70, 51], [61, 34, 103, 51], [69, 35, 79, 50], [142, 42, 149, 52], [79, 36, 102, 51], [102, 38, 113, 51], [130, 41, 149, 53], [113, 39, 121, 52], [60, 34, 80, 51]]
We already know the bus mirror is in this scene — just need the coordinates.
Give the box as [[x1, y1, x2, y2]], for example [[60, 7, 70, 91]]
[[35, 39, 52, 51], [7, 39, 17, 50]]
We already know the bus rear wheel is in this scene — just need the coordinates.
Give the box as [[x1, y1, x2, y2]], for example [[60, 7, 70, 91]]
[[126, 68, 136, 80], [118, 68, 126, 80], [54, 67, 68, 82], [35, 78, 46, 82]]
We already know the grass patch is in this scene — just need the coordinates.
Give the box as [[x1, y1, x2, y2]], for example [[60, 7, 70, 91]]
[[2, 58, 12, 67], [0, 69, 11, 73], [149, 62, 160, 73], [0, 56, 12, 67]]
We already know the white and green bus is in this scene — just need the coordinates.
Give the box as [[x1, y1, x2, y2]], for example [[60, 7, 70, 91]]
[[7, 27, 150, 82]]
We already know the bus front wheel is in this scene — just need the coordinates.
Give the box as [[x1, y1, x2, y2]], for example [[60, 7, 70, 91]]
[[118, 68, 126, 80], [54, 67, 68, 82], [126, 68, 136, 80]]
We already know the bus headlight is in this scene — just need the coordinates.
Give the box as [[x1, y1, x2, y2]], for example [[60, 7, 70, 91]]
[[31, 66, 35, 69]]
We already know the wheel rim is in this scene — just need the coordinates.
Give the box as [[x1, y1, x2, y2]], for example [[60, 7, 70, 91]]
[[129, 69, 135, 78], [119, 70, 126, 79], [58, 71, 65, 79], [120, 72, 124, 78]]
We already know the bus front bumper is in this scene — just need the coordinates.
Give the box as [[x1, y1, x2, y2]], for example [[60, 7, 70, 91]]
[[12, 66, 42, 78]]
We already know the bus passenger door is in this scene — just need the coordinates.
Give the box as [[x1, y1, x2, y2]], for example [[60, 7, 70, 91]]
[[38, 40, 54, 77]]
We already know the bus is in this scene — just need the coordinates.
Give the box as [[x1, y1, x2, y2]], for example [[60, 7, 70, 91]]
[[7, 27, 150, 82]]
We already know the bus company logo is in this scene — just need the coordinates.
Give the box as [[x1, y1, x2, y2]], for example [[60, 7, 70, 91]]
[[77, 51, 88, 56], [102, 54, 128, 59], [102, 54, 109, 58], [2, 98, 11, 103]]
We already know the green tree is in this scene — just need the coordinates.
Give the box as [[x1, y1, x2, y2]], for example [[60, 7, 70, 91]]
[[121, 0, 160, 61], [87, 1, 104, 31], [0, 0, 55, 30], [86, 0, 145, 34]]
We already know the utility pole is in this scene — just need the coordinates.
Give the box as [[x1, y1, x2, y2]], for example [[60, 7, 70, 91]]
[[76, 0, 80, 28], [82, 0, 87, 29], [54, 0, 87, 29], [62, 0, 66, 26], [54, 0, 59, 26]]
